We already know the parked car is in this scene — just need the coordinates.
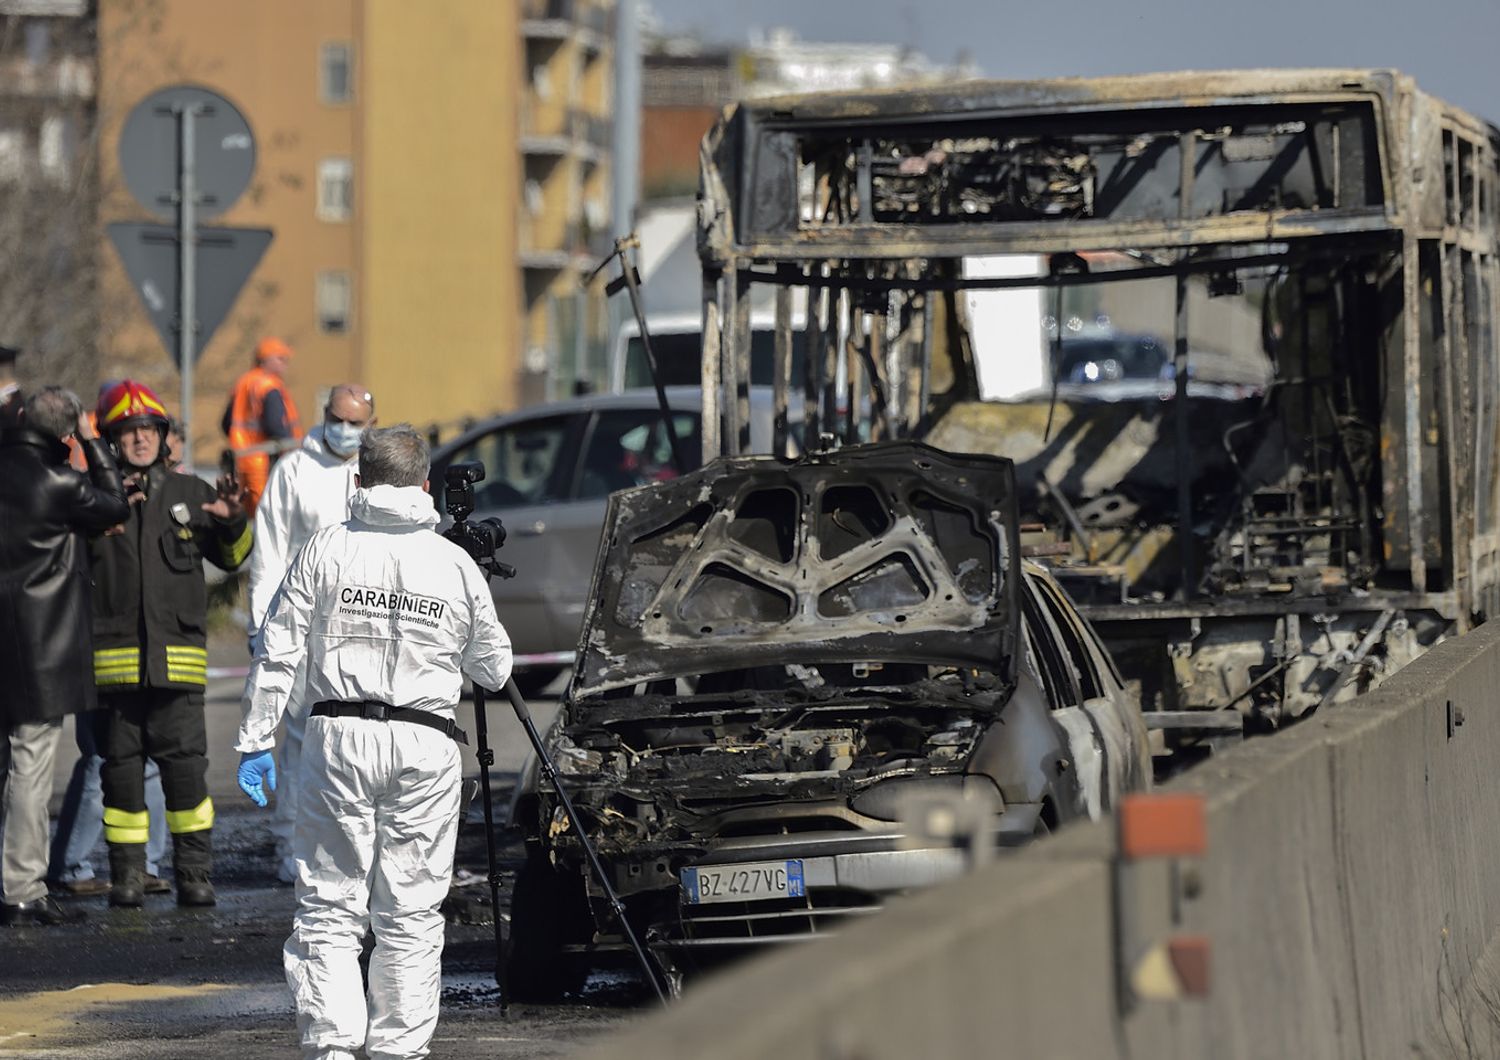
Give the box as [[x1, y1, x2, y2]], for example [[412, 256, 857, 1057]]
[[430, 387, 787, 694], [505, 440, 1151, 998]]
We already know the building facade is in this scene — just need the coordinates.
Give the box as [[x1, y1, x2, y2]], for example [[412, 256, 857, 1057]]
[[0, 0, 99, 396], [519, 0, 614, 405], [94, 0, 526, 462]]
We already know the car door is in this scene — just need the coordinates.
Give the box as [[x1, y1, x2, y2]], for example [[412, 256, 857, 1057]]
[[435, 413, 583, 659], [540, 406, 703, 656], [1026, 567, 1151, 806]]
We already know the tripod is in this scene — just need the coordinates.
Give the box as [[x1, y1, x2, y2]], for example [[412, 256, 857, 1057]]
[[470, 680, 670, 1010], [442, 459, 669, 1006]]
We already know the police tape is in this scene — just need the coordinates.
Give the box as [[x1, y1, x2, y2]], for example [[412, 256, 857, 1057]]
[[205, 651, 574, 684]]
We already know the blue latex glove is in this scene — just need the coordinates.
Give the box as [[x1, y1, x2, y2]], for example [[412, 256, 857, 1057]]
[[238, 751, 277, 808]]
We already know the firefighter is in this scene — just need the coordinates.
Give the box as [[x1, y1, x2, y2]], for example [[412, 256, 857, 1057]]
[[93, 379, 253, 907], [222, 336, 302, 514]]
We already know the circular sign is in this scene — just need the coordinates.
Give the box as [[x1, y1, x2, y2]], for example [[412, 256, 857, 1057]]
[[119, 84, 256, 222]]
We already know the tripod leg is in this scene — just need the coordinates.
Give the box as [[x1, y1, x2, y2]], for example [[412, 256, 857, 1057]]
[[471, 685, 508, 1012], [504, 678, 670, 1004]]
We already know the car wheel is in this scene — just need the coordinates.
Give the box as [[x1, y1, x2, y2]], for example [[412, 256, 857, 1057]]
[[505, 848, 591, 1002], [513, 667, 563, 699]]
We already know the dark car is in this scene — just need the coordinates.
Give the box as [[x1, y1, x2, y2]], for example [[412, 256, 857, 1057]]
[[430, 388, 784, 695], [504, 441, 1151, 997]]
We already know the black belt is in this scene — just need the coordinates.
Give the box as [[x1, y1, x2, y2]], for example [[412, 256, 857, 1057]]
[[311, 700, 468, 745]]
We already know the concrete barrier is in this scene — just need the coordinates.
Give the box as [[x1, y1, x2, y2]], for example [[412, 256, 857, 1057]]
[[577, 622, 1500, 1060]]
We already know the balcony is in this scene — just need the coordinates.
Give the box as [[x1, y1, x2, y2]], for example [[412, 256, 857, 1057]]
[[0, 54, 94, 102], [520, 106, 611, 161], [521, 0, 613, 50], [520, 0, 575, 41], [520, 215, 610, 273]]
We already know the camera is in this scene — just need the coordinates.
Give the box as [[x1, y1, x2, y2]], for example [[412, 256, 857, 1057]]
[[441, 462, 515, 580]]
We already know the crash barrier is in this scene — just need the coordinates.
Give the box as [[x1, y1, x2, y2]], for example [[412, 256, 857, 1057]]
[[578, 620, 1500, 1060]]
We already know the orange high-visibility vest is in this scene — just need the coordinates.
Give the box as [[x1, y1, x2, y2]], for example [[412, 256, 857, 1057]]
[[226, 366, 301, 513]]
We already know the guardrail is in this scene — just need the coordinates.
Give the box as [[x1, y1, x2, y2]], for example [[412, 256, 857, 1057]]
[[578, 620, 1500, 1059]]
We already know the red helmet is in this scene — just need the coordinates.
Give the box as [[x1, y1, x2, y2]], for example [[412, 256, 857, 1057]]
[[97, 379, 170, 434]]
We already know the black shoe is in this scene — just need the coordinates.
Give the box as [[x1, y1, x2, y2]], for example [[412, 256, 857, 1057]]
[[1, 895, 86, 926], [176, 878, 216, 908], [143, 874, 172, 895]]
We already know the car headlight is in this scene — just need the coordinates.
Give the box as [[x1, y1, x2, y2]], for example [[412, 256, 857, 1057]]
[[852, 773, 978, 827]]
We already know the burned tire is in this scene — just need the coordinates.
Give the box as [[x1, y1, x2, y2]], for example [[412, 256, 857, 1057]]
[[505, 849, 591, 1002]]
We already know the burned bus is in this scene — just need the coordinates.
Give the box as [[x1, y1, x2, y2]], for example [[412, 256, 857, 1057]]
[[694, 70, 1500, 749]]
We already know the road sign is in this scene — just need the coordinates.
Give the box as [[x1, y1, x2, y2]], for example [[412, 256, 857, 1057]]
[[119, 85, 255, 222], [111, 83, 266, 468], [108, 223, 272, 363]]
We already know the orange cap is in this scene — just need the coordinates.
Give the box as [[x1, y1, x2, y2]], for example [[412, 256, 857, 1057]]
[[255, 337, 294, 362]]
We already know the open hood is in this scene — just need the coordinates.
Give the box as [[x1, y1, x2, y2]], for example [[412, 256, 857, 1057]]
[[572, 442, 1019, 697]]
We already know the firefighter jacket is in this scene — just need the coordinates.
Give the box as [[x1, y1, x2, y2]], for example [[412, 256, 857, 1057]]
[[90, 463, 254, 692], [236, 483, 513, 754]]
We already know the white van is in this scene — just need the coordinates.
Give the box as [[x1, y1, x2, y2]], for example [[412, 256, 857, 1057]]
[[609, 309, 808, 393]]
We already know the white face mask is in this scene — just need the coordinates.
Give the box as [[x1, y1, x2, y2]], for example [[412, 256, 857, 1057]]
[[324, 420, 364, 456]]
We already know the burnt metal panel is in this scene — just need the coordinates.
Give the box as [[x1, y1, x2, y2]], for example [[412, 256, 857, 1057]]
[[572, 442, 1020, 696]]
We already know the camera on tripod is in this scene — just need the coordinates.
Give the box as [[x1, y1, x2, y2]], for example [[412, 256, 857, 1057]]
[[441, 462, 515, 581]]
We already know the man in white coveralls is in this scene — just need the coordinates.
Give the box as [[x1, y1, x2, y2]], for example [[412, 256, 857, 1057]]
[[246, 382, 376, 884], [235, 424, 512, 1060]]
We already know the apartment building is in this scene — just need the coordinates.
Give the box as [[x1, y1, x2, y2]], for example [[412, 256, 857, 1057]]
[[94, 0, 525, 460], [519, 0, 614, 404], [0, 0, 98, 394]]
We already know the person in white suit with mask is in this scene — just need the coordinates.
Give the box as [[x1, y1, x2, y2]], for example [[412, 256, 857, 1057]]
[[244, 383, 374, 883], [237, 424, 512, 1060]]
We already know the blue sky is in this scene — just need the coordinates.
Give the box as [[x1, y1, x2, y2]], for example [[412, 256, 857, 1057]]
[[644, 0, 1500, 120]]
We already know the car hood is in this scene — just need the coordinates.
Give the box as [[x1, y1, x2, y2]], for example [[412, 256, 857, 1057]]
[[572, 441, 1019, 697]]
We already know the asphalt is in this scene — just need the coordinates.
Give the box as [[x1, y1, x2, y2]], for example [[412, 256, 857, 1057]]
[[8, 635, 650, 1059]]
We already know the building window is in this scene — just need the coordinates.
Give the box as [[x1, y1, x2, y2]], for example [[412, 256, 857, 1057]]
[[316, 271, 352, 334], [0, 128, 26, 185], [321, 42, 353, 104], [25, 23, 50, 67], [524, 178, 545, 215], [38, 115, 71, 185], [317, 158, 353, 221]]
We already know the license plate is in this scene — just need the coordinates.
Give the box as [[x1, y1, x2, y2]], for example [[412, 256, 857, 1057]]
[[681, 859, 805, 905]]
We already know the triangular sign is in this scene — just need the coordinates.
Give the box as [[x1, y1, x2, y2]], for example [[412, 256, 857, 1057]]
[[107, 222, 273, 364]]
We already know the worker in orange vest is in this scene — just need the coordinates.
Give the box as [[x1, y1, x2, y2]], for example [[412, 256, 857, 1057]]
[[222, 337, 302, 515]]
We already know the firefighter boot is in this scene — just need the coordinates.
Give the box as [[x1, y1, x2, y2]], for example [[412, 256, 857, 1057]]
[[173, 831, 216, 908], [107, 842, 147, 908]]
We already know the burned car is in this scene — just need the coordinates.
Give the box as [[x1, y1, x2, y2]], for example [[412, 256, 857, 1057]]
[[505, 441, 1150, 997]]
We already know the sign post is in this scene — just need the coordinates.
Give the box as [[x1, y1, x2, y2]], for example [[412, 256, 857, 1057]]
[[114, 84, 267, 469], [176, 102, 198, 462]]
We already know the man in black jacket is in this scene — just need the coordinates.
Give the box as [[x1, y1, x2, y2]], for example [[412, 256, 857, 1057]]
[[92, 379, 252, 908], [0, 386, 129, 926]]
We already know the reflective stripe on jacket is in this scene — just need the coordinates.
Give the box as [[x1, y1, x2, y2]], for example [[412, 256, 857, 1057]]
[[90, 464, 253, 692]]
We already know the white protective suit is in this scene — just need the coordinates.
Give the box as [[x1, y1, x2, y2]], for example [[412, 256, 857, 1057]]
[[246, 425, 361, 883], [237, 483, 512, 1060]]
